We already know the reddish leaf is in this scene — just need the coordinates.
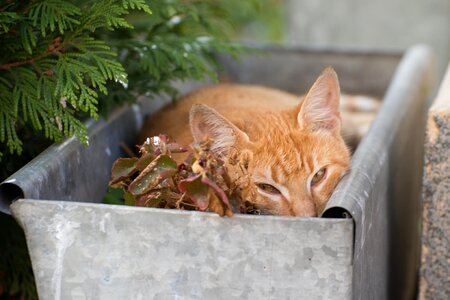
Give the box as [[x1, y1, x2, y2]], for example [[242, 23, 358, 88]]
[[128, 155, 177, 196], [109, 157, 138, 186], [136, 190, 164, 207], [183, 153, 195, 165], [139, 138, 154, 155], [106, 134, 251, 217], [178, 174, 210, 210], [201, 175, 230, 207], [167, 143, 188, 153], [136, 153, 155, 171], [208, 190, 233, 217], [178, 174, 232, 215], [158, 134, 168, 143]]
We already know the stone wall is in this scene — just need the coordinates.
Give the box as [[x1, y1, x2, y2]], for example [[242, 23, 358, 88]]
[[419, 64, 450, 300]]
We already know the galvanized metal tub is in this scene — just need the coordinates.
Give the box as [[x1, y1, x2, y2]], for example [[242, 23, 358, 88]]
[[0, 45, 434, 299]]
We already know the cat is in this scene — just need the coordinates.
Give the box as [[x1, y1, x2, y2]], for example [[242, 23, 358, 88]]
[[339, 94, 380, 149], [139, 67, 376, 217]]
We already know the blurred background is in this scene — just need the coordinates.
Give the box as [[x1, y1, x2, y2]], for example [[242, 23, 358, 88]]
[[237, 0, 450, 80], [1, 0, 449, 299]]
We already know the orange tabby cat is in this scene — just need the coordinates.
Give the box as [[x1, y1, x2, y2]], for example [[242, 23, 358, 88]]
[[140, 67, 352, 217]]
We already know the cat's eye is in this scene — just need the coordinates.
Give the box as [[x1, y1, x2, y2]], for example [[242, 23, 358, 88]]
[[311, 168, 327, 186], [256, 183, 281, 195]]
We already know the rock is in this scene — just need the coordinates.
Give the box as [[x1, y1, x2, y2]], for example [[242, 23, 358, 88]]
[[419, 63, 450, 300]]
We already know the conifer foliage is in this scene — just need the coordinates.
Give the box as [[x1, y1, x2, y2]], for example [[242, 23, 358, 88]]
[[0, 0, 243, 298], [0, 0, 240, 163]]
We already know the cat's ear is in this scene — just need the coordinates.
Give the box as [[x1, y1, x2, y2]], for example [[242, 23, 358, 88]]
[[298, 67, 341, 134], [190, 104, 250, 156]]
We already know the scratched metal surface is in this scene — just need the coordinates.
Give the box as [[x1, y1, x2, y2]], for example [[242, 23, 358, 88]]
[[323, 46, 434, 299], [0, 45, 433, 300], [0, 105, 140, 214], [11, 200, 353, 300]]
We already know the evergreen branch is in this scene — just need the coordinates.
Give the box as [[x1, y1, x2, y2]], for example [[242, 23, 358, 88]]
[[0, 0, 244, 159], [0, 37, 63, 70], [0, 1, 15, 13], [0, 11, 20, 31], [28, 0, 81, 36]]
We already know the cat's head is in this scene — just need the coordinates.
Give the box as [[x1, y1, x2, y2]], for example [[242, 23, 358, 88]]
[[189, 67, 350, 217]]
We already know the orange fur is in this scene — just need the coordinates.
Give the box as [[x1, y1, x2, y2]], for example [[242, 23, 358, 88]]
[[140, 68, 356, 216]]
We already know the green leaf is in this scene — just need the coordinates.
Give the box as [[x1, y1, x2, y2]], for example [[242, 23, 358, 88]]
[[122, 0, 152, 14], [19, 23, 37, 54], [0, 12, 20, 33], [136, 153, 155, 171], [29, 0, 81, 35], [102, 187, 125, 205], [124, 191, 136, 206], [128, 154, 177, 196], [109, 157, 138, 186]]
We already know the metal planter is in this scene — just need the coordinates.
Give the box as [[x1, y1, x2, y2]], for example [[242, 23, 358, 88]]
[[0, 45, 434, 299]]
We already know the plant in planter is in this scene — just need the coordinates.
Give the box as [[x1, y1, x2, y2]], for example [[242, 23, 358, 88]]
[[0, 0, 280, 298], [105, 135, 260, 216]]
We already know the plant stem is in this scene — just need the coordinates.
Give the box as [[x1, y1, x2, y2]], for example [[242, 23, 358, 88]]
[[0, 38, 64, 71]]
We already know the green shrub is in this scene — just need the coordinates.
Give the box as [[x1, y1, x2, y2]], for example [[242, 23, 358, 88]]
[[0, 1, 283, 298], [0, 0, 243, 164]]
